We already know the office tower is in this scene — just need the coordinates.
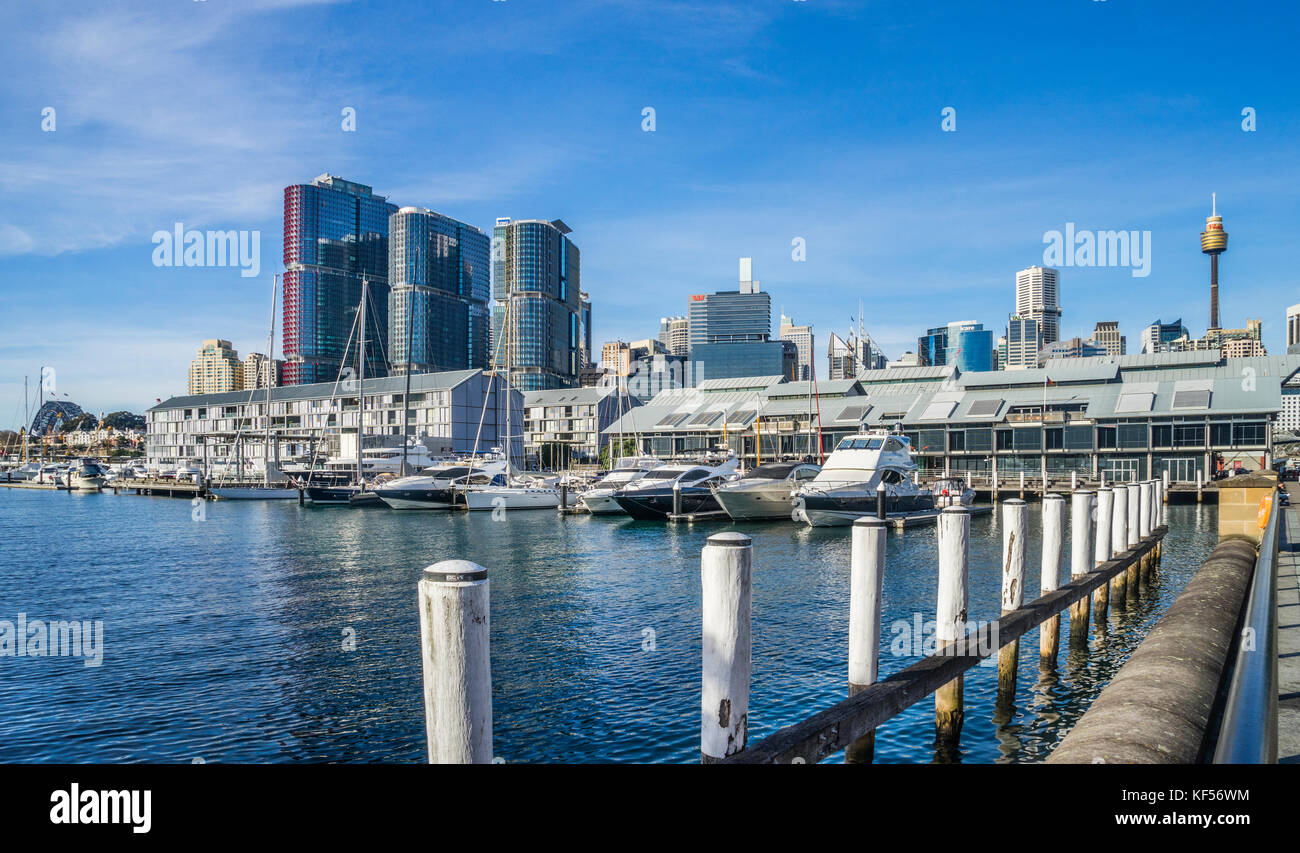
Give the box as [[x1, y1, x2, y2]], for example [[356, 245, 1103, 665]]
[[492, 218, 582, 391], [827, 331, 887, 379], [1004, 314, 1041, 369], [1015, 265, 1061, 345], [945, 322, 994, 372], [242, 352, 281, 390], [580, 292, 594, 369], [1140, 318, 1190, 353], [1039, 336, 1107, 362], [188, 339, 243, 395], [687, 258, 787, 381], [282, 174, 398, 385], [602, 340, 629, 377], [1086, 321, 1125, 356], [779, 314, 814, 380], [1201, 194, 1228, 331], [387, 206, 491, 374], [1288, 305, 1300, 354], [659, 315, 690, 357], [917, 326, 948, 367]]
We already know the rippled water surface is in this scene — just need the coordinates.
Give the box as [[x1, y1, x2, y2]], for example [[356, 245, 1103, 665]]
[[0, 489, 1219, 763]]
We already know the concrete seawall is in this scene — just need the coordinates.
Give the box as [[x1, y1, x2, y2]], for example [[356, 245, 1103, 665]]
[[1048, 537, 1257, 763]]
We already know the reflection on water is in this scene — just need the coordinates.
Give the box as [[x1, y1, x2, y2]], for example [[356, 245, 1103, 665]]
[[0, 490, 1217, 763]]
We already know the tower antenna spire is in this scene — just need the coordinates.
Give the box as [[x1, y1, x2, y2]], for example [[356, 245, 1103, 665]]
[[1212, 191, 1216, 216]]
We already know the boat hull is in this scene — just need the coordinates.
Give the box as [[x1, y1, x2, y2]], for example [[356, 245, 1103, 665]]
[[463, 488, 561, 511], [578, 490, 626, 515], [305, 485, 358, 505], [712, 484, 797, 521], [613, 487, 725, 521], [793, 491, 934, 527], [210, 486, 299, 500], [372, 487, 459, 510]]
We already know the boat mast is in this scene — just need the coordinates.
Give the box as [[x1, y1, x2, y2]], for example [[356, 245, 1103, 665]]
[[23, 375, 28, 462], [357, 276, 367, 488], [264, 273, 276, 485], [402, 246, 418, 476]]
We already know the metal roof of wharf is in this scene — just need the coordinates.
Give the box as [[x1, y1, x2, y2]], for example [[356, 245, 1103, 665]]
[[600, 353, 1300, 436], [149, 369, 485, 412]]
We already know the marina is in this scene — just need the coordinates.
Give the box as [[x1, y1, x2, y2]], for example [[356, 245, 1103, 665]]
[[0, 479, 1232, 763]]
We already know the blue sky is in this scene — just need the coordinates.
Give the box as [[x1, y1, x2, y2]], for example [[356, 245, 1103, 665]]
[[1, 0, 1297, 425]]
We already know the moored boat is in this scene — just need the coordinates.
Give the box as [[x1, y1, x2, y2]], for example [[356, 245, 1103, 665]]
[[611, 458, 739, 520], [712, 461, 822, 521], [792, 431, 935, 527]]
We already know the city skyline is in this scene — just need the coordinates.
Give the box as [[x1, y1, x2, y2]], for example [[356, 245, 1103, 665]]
[[2, 0, 1297, 424]]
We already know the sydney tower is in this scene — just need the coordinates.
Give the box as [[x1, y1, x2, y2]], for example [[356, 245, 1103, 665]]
[[1200, 193, 1228, 331]]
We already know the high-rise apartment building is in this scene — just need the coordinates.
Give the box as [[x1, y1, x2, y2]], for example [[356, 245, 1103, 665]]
[[1015, 266, 1061, 346], [492, 218, 582, 391], [387, 206, 491, 374], [1287, 304, 1300, 355], [188, 339, 244, 395], [241, 352, 281, 390], [580, 292, 594, 369], [1087, 321, 1125, 356], [779, 314, 814, 380], [659, 316, 690, 357], [282, 174, 398, 385], [1004, 314, 1041, 369]]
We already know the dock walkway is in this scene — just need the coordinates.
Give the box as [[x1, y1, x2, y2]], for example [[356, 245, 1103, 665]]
[[1278, 488, 1300, 763]]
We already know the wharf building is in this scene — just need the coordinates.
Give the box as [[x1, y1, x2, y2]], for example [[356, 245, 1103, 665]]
[[492, 218, 582, 391], [520, 386, 643, 467], [146, 369, 521, 470], [282, 174, 397, 386], [601, 351, 1300, 482]]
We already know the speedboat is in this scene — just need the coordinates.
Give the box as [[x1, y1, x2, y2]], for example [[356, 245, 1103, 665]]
[[712, 461, 822, 521], [3, 462, 41, 481], [372, 459, 510, 509], [792, 431, 934, 527], [930, 476, 976, 509], [611, 458, 740, 520], [579, 457, 664, 514]]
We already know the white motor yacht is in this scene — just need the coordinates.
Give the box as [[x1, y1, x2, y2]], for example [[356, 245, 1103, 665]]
[[792, 431, 934, 527], [712, 461, 822, 521], [579, 457, 664, 514], [372, 459, 510, 509]]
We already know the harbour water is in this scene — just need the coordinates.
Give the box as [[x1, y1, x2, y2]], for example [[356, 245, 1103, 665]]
[[0, 488, 1218, 763]]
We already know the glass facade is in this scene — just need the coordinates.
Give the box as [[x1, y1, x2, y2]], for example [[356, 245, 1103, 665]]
[[282, 175, 397, 385], [948, 327, 994, 372], [918, 327, 948, 366], [491, 220, 582, 391], [388, 208, 490, 373], [689, 341, 788, 383]]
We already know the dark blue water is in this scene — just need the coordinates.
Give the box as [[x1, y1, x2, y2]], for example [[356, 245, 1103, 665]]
[[0, 488, 1219, 763]]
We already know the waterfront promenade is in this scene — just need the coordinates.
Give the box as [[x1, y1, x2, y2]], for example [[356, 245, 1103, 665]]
[[1279, 485, 1300, 763]]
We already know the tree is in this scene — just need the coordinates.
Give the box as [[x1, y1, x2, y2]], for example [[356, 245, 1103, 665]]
[[599, 438, 639, 469], [102, 411, 145, 431], [59, 413, 98, 433]]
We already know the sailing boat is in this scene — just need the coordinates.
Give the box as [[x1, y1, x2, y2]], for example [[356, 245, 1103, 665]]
[[461, 282, 566, 511], [210, 274, 298, 500], [305, 276, 377, 505]]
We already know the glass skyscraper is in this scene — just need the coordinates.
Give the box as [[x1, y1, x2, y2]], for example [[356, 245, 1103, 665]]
[[918, 326, 949, 366], [491, 218, 582, 391], [282, 174, 397, 385], [388, 207, 491, 373], [945, 322, 994, 372], [687, 258, 787, 382]]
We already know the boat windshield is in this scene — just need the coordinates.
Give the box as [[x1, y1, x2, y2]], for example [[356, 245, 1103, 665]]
[[642, 469, 685, 480], [746, 463, 796, 480], [837, 437, 884, 450]]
